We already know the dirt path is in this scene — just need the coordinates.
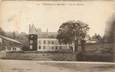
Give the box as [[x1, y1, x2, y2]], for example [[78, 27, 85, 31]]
[[0, 60, 115, 72]]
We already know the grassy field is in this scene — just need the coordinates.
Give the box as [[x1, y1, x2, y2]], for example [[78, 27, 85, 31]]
[[0, 60, 115, 72]]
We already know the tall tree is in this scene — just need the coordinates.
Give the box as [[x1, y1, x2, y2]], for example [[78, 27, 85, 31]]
[[57, 20, 89, 52], [0, 27, 5, 35]]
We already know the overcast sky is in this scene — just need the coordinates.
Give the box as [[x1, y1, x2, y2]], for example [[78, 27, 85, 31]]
[[1, 1, 115, 36]]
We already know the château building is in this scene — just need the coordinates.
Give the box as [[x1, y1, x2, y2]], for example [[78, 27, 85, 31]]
[[29, 24, 74, 52]]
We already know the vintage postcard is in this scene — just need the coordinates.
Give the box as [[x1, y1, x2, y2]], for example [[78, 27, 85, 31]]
[[0, 0, 115, 72]]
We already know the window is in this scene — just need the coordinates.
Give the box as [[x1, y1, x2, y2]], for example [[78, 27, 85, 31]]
[[39, 41, 41, 44], [48, 41, 50, 44], [43, 46, 45, 49], [39, 46, 41, 49], [30, 45, 33, 49], [52, 41, 54, 44], [43, 40, 46, 44], [8, 47, 11, 50], [13, 48, 16, 51], [52, 47, 54, 49], [56, 46, 58, 49]]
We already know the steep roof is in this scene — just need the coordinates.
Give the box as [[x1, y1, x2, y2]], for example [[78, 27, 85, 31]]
[[38, 32, 57, 38], [0, 35, 22, 44]]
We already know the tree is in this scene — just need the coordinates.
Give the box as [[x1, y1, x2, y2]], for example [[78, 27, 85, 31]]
[[57, 20, 89, 52], [91, 33, 103, 43], [0, 27, 5, 35], [104, 16, 115, 43]]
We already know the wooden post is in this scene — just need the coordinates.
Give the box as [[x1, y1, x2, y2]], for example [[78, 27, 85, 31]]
[[113, 23, 115, 62]]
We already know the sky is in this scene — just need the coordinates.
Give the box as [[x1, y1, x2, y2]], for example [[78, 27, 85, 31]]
[[1, 1, 115, 36]]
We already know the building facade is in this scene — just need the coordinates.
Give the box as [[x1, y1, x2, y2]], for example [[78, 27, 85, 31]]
[[37, 38, 74, 52], [29, 24, 74, 52]]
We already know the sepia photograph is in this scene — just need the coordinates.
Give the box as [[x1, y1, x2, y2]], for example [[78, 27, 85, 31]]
[[0, 0, 115, 72]]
